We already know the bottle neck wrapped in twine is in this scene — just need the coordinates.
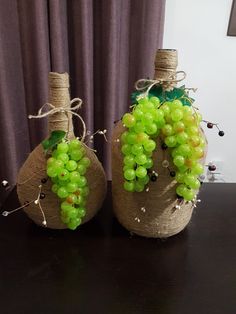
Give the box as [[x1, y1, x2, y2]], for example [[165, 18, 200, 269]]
[[48, 72, 74, 139], [155, 49, 178, 91], [135, 49, 186, 96]]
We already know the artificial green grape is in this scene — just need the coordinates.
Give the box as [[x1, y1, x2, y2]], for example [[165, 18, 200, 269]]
[[133, 108, 144, 120], [135, 154, 147, 165], [153, 109, 164, 121], [175, 172, 185, 183], [122, 113, 136, 128], [80, 157, 91, 168], [131, 144, 143, 155], [184, 174, 196, 187], [134, 181, 145, 192], [145, 123, 157, 135], [178, 144, 191, 157], [57, 153, 69, 164], [57, 187, 69, 198], [189, 135, 200, 147], [136, 132, 149, 144], [66, 182, 78, 193], [136, 166, 147, 178], [66, 160, 77, 171], [70, 149, 83, 161], [52, 184, 58, 193], [127, 132, 137, 144], [149, 96, 160, 106], [173, 155, 185, 167], [57, 142, 69, 153], [162, 124, 173, 136], [176, 132, 188, 144], [172, 99, 183, 109], [161, 102, 171, 116], [121, 131, 129, 143], [77, 164, 87, 175], [124, 169, 136, 180], [124, 181, 135, 192], [144, 157, 153, 169], [176, 184, 188, 197], [182, 188, 195, 201], [187, 126, 199, 135], [77, 176, 87, 188], [134, 122, 145, 133], [191, 163, 204, 175], [173, 121, 185, 133], [47, 166, 58, 178], [68, 139, 81, 150], [78, 208, 86, 218], [142, 112, 154, 125], [58, 169, 70, 181], [66, 194, 78, 204], [192, 147, 204, 159], [47, 157, 56, 166], [165, 136, 177, 148], [70, 171, 80, 183], [143, 139, 156, 152], [124, 155, 136, 167], [171, 109, 183, 122]]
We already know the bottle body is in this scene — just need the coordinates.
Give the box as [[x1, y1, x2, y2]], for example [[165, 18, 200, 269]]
[[17, 72, 106, 229]]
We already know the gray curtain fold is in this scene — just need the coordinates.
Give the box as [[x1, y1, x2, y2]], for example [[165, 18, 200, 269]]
[[0, 0, 165, 201]]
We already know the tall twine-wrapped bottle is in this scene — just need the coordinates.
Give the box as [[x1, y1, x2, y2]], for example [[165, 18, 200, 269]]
[[17, 72, 107, 229], [112, 49, 207, 238]]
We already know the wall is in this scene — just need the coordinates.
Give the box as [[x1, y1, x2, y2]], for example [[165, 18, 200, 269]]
[[163, 0, 236, 182]]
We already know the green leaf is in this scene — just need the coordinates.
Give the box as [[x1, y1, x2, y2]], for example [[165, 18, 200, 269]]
[[42, 130, 66, 152]]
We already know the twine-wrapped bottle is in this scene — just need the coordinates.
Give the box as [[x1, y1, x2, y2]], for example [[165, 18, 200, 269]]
[[17, 72, 107, 229], [112, 49, 206, 238]]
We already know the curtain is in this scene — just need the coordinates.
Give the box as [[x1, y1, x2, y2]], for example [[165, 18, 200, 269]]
[[0, 0, 165, 201]]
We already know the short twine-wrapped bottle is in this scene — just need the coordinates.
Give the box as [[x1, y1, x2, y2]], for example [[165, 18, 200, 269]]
[[112, 49, 207, 238], [17, 72, 107, 229]]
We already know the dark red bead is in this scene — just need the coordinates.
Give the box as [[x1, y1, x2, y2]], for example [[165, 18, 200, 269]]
[[170, 171, 176, 177], [207, 122, 214, 128], [41, 178, 47, 184], [40, 192, 46, 199], [208, 165, 216, 171], [218, 131, 224, 137], [150, 174, 157, 182]]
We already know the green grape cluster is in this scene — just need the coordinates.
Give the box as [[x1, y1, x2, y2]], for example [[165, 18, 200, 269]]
[[46, 138, 90, 230], [121, 96, 205, 201]]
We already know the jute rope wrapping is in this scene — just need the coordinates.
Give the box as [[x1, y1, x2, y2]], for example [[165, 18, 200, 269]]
[[17, 72, 107, 229], [112, 50, 207, 238]]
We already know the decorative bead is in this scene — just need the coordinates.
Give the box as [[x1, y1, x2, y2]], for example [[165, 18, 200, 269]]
[[134, 217, 140, 223], [207, 122, 213, 128], [208, 165, 216, 171], [170, 171, 176, 177], [41, 178, 47, 184], [1, 180, 9, 187], [162, 160, 169, 168], [40, 192, 46, 199], [218, 130, 224, 137], [150, 174, 157, 182], [175, 205, 181, 210], [34, 200, 39, 205], [2, 211, 9, 216]]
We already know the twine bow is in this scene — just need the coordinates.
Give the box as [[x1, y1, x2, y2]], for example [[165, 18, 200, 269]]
[[28, 98, 86, 141], [134, 70, 186, 98]]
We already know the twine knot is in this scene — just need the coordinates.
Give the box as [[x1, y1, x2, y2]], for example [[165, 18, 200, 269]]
[[28, 98, 86, 141], [134, 70, 186, 99]]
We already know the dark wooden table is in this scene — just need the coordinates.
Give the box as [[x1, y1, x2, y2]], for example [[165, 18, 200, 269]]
[[0, 183, 236, 314]]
